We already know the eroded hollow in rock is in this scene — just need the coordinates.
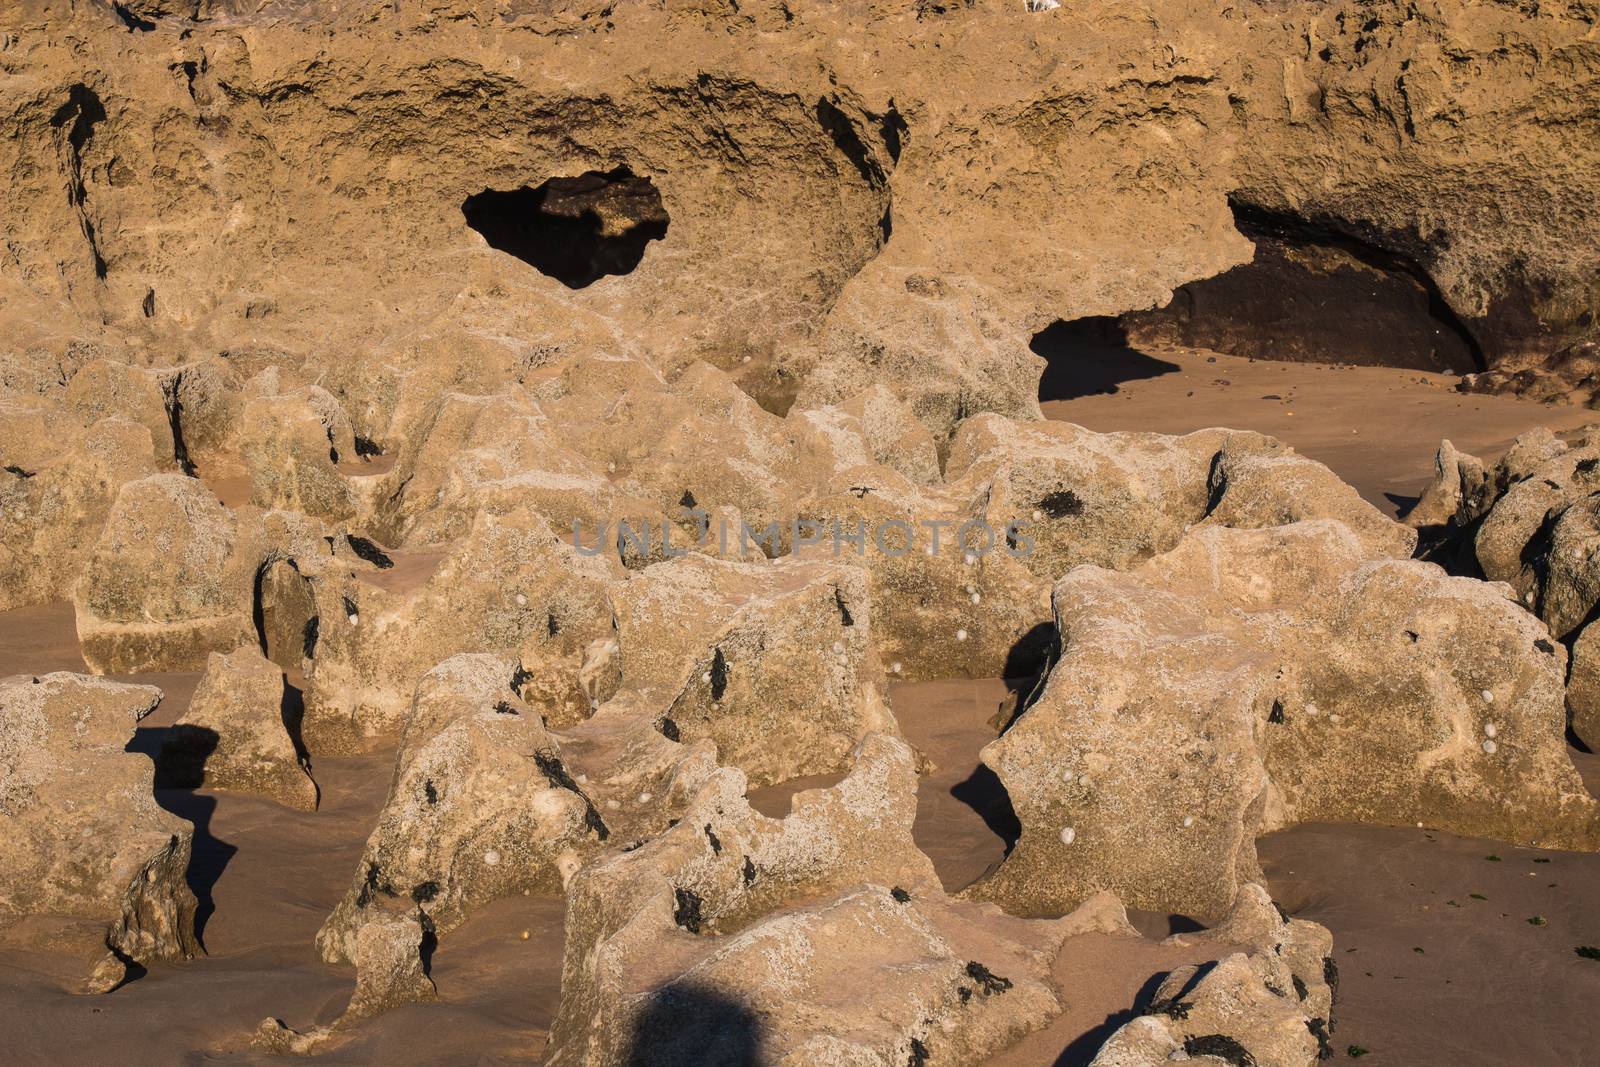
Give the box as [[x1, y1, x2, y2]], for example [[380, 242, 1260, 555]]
[[1119, 203, 1484, 374], [462, 167, 669, 289]]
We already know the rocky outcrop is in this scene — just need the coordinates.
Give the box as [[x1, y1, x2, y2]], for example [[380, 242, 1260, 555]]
[[300, 507, 622, 752], [1092, 884, 1338, 1067], [72, 473, 255, 673], [974, 520, 1599, 918], [546, 733, 1090, 1067], [1412, 428, 1600, 748], [158, 645, 318, 812], [0, 673, 198, 993], [315, 655, 612, 966]]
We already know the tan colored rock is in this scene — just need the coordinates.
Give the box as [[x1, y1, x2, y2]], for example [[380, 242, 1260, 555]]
[[64, 359, 181, 471], [611, 552, 894, 787], [342, 910, 437, 1019], [237, 389, 357, 523], [0, 673, 198, 992], [0, 416, 159, 611], [974, 520, 1599, 919], [547, 733, 1084, 1067], [316, 654, 605, 965], [73, 473, 256, 673], [158, 646, 318, 812], [301, 506, 622, 752]]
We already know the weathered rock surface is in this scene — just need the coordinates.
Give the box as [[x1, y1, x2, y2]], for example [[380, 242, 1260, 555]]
[[72, 473, 255, 673], [300, 507, 622, 752], [611, 553, 894, 787], [158, 645, 318, 812], [974, 520, 1599, 918], [1092, 884, 1338, 1067], [315, 654, 610, 965], [1412, 428, 1600, 748], [547, 733, 1089, 1067], [0, 673, 198, 992]]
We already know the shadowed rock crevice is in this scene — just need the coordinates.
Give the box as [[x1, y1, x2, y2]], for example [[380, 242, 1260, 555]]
[[1118, 202, 1485, 375], [462, 167, 669, 288], [1034, 317, 1182, 402]]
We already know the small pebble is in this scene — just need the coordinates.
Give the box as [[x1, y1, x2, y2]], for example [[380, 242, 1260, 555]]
[[519, 930, 530, 941]]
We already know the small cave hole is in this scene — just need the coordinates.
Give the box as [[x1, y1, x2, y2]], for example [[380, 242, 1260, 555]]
[[462, 166, 669, 289]]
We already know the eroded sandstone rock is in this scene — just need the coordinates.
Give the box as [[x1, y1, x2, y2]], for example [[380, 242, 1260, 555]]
[[158, 645, 318, 812], [974, 520, 1599, 918], [546, 733, 1082, 1067], [0, 673, 198, 992]]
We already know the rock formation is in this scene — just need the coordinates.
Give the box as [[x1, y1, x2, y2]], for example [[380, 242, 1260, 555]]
[[158, 645, 318, 811], [0, 673, 198, 993], [973, 520, 1599, 918], [2, 0, 1598, 1062]]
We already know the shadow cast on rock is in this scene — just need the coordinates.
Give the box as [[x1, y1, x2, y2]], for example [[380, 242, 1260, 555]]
[[624, 982, 764, 1067]]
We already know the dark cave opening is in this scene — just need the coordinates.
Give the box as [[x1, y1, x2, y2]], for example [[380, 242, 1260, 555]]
[[1119, 203, 1484, 375], [462, 166, 669, 289]]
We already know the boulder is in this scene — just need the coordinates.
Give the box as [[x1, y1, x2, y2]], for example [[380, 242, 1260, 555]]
[[158, 646, 318, 812], [610, 553, 895, 787], [73, 473, 257, 673], [0, 416, 159, 611], [973, 521, 1599, 919], [301, 507, 622, 752], [0, 673, 198, 992], [547, 733, 1085, 1067], [315, 655, 609, 965]]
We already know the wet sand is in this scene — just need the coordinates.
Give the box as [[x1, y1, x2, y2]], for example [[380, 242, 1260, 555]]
[[1042, 343, 1597, 516]]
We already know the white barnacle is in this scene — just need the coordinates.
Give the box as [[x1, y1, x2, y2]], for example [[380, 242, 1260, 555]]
[[347, 613, 359, 626], [484, 849, 502, 867], [515, 593, 528, 607], [963, 552, 977, 566], [1484, 722, 1498, 738], [1304, 702, 1319, 717], [1328, 713, 1343, 725], [956, 628, 968, 642], [970, 592, 982, 605], [1031, 509, 1043, 522], [1059, 826, 1076, 845], [1482, 739, 1498, 755], [890, 661, 903, 674], [1182, 815, 1195, 828], [1481, 689, 1495, 704], [832, 641, 844, 654]]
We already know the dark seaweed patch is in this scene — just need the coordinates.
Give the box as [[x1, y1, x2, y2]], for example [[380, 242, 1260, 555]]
[[346, 535, 394, 568], [411, 880, 441, 904], [659, 717, 681, 742], [1268, 699, 1286, 724], [964, 961, 1011, 996], [709, 648, 729, 701], [835, 588, 855, 627], [704, 824, 722, 854], [1038, 489, 1084, 519], [673, 887, 704, 933], [891, 886, 911, 903], [535, 750, 610, 840], [741, 856, 756, 885]]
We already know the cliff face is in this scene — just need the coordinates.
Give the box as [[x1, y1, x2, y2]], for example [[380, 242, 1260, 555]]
[[2, 0, 1597, 435]]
